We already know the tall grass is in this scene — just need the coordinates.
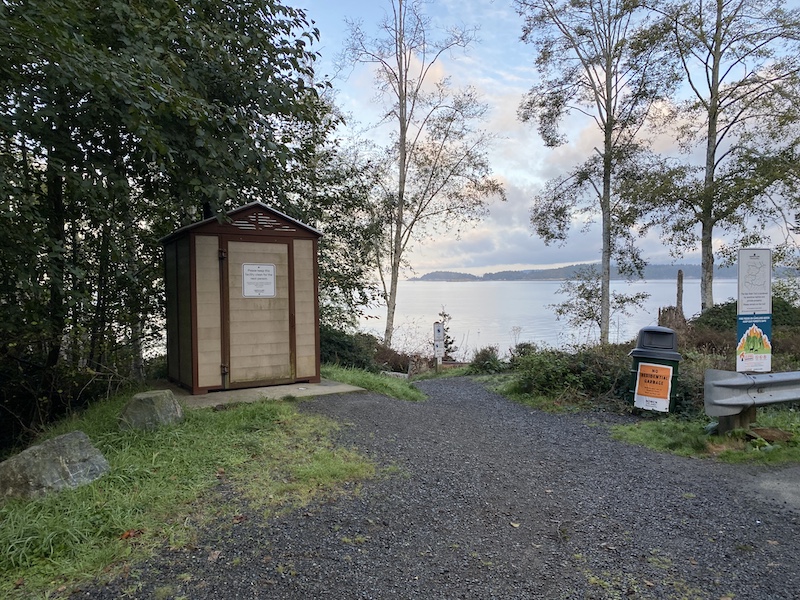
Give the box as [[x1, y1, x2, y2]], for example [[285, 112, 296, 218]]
[[0, 393, 373, 598], [321, 364, 426, 402]]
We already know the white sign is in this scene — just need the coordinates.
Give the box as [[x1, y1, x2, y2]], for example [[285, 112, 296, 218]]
[[738, 248, 772, 315], [433, 322, 444, 358], [242, 263, 276, 298]]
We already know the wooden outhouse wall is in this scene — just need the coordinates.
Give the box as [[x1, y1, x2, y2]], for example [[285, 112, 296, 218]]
[[195, 236, 222, 388], [293, 239, 317, 379], [162, 203, 321, 394]]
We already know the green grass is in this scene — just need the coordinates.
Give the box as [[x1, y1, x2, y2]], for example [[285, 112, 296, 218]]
[[321, 364, 426, 402], [612, 409, 800, 463], [0, 392, 374, 598], [611, 416, 712, 456], [479, 373, 599, 413]]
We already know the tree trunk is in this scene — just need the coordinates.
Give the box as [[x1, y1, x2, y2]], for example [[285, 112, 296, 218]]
[[600, 166, 612, 345], [383, 0, 408, 349], [131, 319, 145, 381], [599, 57, 614, 345], [699, 0, 724, 312], [88, 220, 110, 368], [700, 217, 715, 312], [45, 152, 66, 370], [383, 253, 401, 345]]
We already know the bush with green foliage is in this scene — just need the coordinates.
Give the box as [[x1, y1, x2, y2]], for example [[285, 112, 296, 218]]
[[690, 296, 800, 331], [468, 346, 506, 374], [319, 325, 413, 373], [320, 325, 379, 371], [508, 342, 539, 369], [508, 345, 630, 401]]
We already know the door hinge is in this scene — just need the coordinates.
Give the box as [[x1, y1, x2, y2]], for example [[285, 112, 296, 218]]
[[218, 248, 227, 260], [221, 364, 229, 375]]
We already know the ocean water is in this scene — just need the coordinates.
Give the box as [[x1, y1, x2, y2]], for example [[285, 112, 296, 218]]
[[359, 279, 739, 359]]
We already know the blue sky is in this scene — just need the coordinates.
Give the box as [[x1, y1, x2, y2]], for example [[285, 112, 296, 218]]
[[286, 0, 696, 275]]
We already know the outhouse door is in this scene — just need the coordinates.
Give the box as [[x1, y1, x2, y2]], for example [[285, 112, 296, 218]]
[[225, 240, 293, 386]]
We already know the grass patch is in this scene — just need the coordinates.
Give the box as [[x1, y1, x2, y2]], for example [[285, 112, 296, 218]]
[[321, 364, 426, 402], [0, 392, 373, 598], [411, 365, 471, 380], [481, 373, 606, 414], [612, 409, 800, 463]]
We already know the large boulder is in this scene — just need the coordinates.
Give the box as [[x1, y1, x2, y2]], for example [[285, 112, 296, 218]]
[[0, 431, 110, 500], [120, 389, 184, 431]]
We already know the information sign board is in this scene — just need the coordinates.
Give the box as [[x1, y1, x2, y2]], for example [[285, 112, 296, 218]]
[[736, 315, 772, 372], [738, 249, 772, 315], [737, 248, 772, 372], [242, 263, 276, 298]]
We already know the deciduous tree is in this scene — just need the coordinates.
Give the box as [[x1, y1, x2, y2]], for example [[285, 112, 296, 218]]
[[342, 0, 504, 347], [515, 0, 673, 343], [647, 0, 800, 311]]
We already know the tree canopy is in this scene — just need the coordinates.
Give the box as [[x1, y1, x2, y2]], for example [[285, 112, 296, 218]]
[[0, 0, 374, 448], [516, 0, 673, 343], [643, 0, 800, 311]]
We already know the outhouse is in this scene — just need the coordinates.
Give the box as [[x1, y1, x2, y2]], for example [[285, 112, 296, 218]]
[[161, 202, 321, 394]]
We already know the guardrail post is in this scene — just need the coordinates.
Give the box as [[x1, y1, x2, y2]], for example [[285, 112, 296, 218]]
[[719, 406, 757, 435], [705, 369, 800, 434]]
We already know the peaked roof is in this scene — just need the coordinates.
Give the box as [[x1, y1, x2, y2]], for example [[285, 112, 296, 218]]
[[160, 201, 322, 244]]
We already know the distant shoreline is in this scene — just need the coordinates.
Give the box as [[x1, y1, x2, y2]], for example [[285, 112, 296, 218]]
[[408, 264, 744, 282]]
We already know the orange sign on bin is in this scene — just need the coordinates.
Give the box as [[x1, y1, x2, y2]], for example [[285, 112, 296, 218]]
[[634, 362, 673, 413]]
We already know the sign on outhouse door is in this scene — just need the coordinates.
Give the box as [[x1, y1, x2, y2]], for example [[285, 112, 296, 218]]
[[225, 241, 292, 386]]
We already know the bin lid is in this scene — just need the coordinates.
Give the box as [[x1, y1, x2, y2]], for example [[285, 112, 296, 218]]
[[629, 325, 682, 361], [629, 347, 682, 362]]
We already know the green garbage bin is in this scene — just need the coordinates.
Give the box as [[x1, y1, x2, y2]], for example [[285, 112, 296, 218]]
[[629, 326, 682, 413]]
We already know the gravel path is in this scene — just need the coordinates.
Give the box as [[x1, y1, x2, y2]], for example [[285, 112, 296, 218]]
[[86, 377, 800, 599]]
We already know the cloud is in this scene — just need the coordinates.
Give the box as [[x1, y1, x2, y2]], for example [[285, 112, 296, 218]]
[[295, 0, 715, 276]]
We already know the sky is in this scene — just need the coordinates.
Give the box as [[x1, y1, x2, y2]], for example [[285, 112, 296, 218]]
[[285, 0, 699, 276]]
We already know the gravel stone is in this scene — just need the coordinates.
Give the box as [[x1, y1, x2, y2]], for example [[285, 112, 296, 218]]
[[83, 377, 800, 599]]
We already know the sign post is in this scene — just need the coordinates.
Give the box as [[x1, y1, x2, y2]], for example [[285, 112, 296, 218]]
[[737, 249, 772, 373], [433, 321, 444, 372]]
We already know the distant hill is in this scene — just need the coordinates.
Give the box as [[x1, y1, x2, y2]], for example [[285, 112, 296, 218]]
[[413, 271, 481, 281], [411, 264, 739, 282]]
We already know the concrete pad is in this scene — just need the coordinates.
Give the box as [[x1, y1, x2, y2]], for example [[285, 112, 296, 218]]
[[168, 379, 365, 410]]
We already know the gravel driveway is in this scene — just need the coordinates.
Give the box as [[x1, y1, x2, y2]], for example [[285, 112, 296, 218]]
[[86, 377, 800, 599]]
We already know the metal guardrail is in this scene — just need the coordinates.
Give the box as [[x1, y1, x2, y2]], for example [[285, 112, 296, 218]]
[[704, 369, 800, 417]]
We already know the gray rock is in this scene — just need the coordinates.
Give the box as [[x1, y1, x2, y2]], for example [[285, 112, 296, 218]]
[[0, 431, 110, 500], [381, 370, 409, 379], [120, 389, 184, 431]]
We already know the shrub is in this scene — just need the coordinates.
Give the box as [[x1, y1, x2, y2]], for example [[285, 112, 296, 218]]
[[508, 342, 538, 369], [373, 344, 412, 373], [689, 298, 737, 331], [508, 345, 631, 405], [469, 346, 506, 374], [690, 296, 800, 332], [0, 358, 114, 454], [320, 325, 379, 371], [681, 326, 736, 355]]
